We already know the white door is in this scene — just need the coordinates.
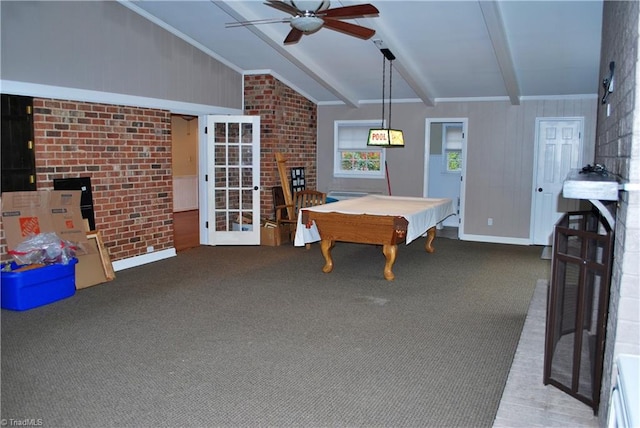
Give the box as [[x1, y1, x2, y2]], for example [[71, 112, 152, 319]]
[[531, 118, 583, 246], [205, 115, 260, 245]]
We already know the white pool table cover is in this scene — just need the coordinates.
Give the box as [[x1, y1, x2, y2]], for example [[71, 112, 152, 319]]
[[294, 195, 455, 246]]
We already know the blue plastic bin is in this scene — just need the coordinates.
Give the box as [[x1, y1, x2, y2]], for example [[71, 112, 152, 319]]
[[1, 258, 77, 311]]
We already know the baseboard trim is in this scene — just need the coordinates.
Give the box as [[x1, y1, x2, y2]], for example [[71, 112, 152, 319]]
[[458, 234, 531, 246], [112, 248, 177, 272]]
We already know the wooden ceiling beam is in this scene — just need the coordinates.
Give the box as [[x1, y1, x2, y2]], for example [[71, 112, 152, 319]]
[[479, 1, 521, 105]]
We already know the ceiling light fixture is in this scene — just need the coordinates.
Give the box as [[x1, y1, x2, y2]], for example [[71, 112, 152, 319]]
[[290, 15, 324, 33], [286, 1, 330, 13], [287, 1, 330, 33], [367, 47, 405, 148]]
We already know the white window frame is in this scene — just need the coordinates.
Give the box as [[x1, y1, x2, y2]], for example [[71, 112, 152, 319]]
[[333, 119, 386, 178], [442, 123, 463, 173]]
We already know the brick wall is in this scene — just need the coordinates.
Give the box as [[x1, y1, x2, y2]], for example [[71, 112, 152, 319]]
[[0, 99, 173, 263], [596, 0, 640, 422], [244, 74, 318, 220], [1, 75, 315, 263]]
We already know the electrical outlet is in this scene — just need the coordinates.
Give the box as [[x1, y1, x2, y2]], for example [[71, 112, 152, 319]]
[[147, 246, 154, 253], [488, 218, 493, 226]]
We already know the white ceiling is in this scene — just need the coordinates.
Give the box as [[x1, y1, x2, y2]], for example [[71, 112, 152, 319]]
[[122, 0, 604, 107]]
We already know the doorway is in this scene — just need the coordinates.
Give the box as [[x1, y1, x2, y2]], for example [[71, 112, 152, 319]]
[[424, 118, 468, 236], [172, 115, 200, 251], [531, 117, 584, 246]]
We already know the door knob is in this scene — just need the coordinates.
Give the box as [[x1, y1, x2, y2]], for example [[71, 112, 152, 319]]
[[538, 188, 543, 192], [254, 186, 259, 190]]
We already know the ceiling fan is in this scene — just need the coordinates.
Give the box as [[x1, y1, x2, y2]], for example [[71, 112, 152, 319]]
[[225, 1, 379, 45]]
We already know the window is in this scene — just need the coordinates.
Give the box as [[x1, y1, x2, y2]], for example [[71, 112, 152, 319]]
[[443, 123, 463, 173], [334, 120, 385, 178]]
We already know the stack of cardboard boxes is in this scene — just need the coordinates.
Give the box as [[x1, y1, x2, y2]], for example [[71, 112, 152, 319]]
[[260, 220, 291, 246], [1, 190, 114, 310]]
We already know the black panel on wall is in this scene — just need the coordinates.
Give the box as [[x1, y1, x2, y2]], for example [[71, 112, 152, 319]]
[[53, 177, 96, 231], [1, 94, 36, 192]]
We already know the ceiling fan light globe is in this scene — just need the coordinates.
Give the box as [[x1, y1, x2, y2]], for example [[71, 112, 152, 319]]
[[287, 1, 330, 13], [291, 16, 324, 33]]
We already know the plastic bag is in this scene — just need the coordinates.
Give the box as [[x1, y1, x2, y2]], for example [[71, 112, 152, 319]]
[[8, 232, 77, 265]]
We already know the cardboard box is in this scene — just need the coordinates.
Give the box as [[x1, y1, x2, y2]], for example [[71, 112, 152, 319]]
[[1, 258, 77, 311], [260, 226, 282, 246], [279, 225, 291, 244], [1, 190, 107, 289], [2, 190, 90, 251], [75, 236, 108, 289], [232, 222, 253, 232]]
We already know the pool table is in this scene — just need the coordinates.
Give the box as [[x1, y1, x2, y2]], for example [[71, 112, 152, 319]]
[[296, 195, 455, 281]]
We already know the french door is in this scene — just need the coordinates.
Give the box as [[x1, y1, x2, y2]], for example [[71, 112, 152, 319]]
[[205, 115, 260, 245]]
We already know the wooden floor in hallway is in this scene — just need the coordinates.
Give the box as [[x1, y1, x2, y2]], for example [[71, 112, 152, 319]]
[[173, 209, 199, 252]]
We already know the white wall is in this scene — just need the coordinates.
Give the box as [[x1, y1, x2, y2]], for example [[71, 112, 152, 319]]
[[0, 1, 242, 110]]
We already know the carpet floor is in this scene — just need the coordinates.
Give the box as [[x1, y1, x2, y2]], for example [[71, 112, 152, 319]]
[[1, 238, 550, 427]]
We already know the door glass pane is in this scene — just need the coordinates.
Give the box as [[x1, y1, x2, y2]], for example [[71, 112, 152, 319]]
[[241, 146, 252, 165], [228, 189, 239, 210], [446, 150, 462, 172], [214, 123, 226, 143], [228, 145, 239, 167], [228, 123, 239, 143], [215, 145, 226, 165], [241, 123, 253, 143], [215, 167, 227, 189], [214, 189, 227, 211], [215, 211, 227, 232], [228, 168, 239, 189], [241, 167, 253, 188], [242, 189, 253, 210]]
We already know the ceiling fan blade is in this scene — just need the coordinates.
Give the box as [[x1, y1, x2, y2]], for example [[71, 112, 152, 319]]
[[284, 28, 304, 44], [264, 0, 299, 16], [320, 4, 379, 19], [322, 18, 376, 40]]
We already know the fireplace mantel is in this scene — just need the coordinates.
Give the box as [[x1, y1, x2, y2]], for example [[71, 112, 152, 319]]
[[562, 169, 624, 228]]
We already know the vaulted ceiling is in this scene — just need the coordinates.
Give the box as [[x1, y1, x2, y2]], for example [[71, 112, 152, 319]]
[[122, 0, 604, 107]]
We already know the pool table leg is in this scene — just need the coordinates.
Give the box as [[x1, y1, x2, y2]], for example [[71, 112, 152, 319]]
[[425, 226, 436, 253], [320, 239, 335, 273], [382, 244, 397, 281]]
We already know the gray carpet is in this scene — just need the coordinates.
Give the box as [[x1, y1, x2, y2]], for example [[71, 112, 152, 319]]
[[1, 238, 550, 427]]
